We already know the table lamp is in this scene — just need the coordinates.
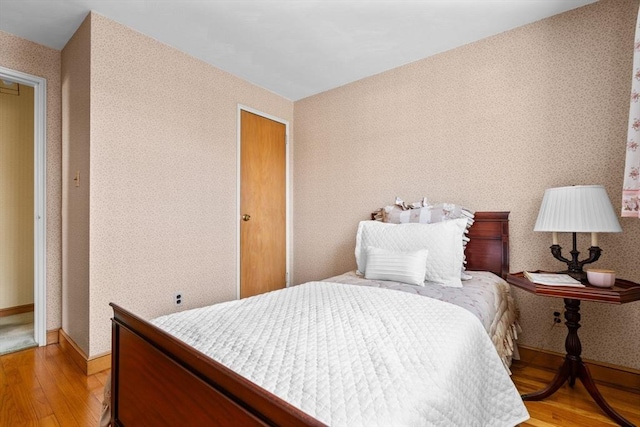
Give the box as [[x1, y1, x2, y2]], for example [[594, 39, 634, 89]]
[[534, 185, 622, 280]]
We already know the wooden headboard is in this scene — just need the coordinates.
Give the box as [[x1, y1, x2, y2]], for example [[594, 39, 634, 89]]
[[465, 211, 510, 279]]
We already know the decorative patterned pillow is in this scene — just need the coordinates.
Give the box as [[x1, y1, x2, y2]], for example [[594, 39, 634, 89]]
[[364, 246, 429, 286], [355, 219, 467, 288], [382, 202, 473, 225]]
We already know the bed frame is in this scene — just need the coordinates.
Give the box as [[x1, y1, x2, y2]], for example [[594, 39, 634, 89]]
[[110, 211, 509, 426]]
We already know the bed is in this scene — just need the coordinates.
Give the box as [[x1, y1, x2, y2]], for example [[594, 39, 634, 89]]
[[109, 211, 528, 426], [322, 270, 520, 372]]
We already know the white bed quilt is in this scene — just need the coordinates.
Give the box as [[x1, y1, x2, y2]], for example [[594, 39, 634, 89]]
[[152, 282, 529, 426]]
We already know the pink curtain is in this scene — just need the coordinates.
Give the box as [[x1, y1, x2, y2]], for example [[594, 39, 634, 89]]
[[623, 6, 640, 218]]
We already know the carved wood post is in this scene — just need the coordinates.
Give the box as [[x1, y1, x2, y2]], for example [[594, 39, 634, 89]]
[[563, 298, 582, 387]]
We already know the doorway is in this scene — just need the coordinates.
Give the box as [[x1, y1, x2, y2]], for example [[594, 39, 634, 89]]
[[0, 79, 35, 354], [237, 107, 289, 299], [0, 66, 47, 352]]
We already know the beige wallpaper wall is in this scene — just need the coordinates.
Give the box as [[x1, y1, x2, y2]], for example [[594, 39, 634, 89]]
[[2, 1, 637, 370], [293, 0, 640, 370], [83, 13, 293, 357], [0, 31, 61, 331], [0, 84, 34, 309], [61, 17, 91, 355]]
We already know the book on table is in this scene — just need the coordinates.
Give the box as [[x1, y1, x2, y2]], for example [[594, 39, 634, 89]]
[[523, 272, 585, 287]]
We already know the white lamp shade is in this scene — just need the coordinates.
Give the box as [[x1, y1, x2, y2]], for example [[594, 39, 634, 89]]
[[534, 185, 622, 233]]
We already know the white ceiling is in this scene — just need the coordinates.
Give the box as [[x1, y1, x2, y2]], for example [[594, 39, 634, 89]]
[[0, 0, 597, 100]]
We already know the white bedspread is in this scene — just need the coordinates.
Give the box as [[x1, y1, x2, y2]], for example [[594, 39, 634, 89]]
[[152, 282, 529, 426], [324, 271, 520, 371]]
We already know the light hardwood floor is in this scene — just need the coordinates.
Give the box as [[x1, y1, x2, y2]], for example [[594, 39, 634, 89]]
[[1, 345, 638, 426], [511, 360, 640, 426], [1, 345, 106, 426]]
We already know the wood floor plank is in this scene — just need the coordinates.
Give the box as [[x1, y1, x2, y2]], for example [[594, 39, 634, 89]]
[[38, 414, 62, 426], [28, 348, 82, 427], [522, 418, 564, 427], [511, 361, 640, 427], [2, 345, 639, 427], [94, 370, 108, 387], [3, 350, 54, 420], [0, 382, 32, 426], [47, 346, 103, 419], [0, 354, 7, 387], [39, 346, 101, 426], [0, 349, 54, 426], [90, 387, 105, 408]]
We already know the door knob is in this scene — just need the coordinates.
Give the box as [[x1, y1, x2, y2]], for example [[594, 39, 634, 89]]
[[242, 214, 251, 221]]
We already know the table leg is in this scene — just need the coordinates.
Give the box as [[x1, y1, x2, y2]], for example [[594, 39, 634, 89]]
[[577, 363, 635, 427], [520, 298, 635, 426], [521, 358, 570, 400]]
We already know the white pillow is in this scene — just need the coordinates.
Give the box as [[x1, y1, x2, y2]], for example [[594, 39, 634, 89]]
[[364, 246, 429, 286], [355, 218, 467, 288]]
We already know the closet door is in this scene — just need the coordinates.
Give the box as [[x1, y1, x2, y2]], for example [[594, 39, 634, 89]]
[[239, 110, 286, 298]]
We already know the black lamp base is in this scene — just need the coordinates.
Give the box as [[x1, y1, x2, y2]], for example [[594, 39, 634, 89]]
[[549, 233, 602, 281]]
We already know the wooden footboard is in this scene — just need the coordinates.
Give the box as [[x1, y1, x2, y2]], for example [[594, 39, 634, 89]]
[[110, 304, 325, 426], [110, 211, 509, 426]]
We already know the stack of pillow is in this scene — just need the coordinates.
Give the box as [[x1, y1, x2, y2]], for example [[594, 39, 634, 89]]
[[359, 197, 475, 287]]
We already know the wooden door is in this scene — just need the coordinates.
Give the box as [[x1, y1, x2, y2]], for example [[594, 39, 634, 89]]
[[240, 110, 286, 298]]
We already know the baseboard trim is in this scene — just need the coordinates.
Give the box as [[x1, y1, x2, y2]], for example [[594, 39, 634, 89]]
[[58, 329, 110, 375], [0, 303, 34, 318], [87, 353, 111, 375], [47, 329, 59, 345], [517, 345, 640, 392]]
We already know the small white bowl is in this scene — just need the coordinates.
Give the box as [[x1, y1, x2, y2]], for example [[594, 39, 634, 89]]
[[586, 269, 615, 288]]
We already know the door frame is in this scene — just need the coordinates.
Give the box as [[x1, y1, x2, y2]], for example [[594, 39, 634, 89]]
[[236, 105, 290, 299], [0, 66, 47, 346]]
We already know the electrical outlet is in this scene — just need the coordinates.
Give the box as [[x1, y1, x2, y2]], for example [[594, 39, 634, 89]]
[[174, 292, 183, 306], [551, 306, 564, 326], [553, 311, 562, 325]]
